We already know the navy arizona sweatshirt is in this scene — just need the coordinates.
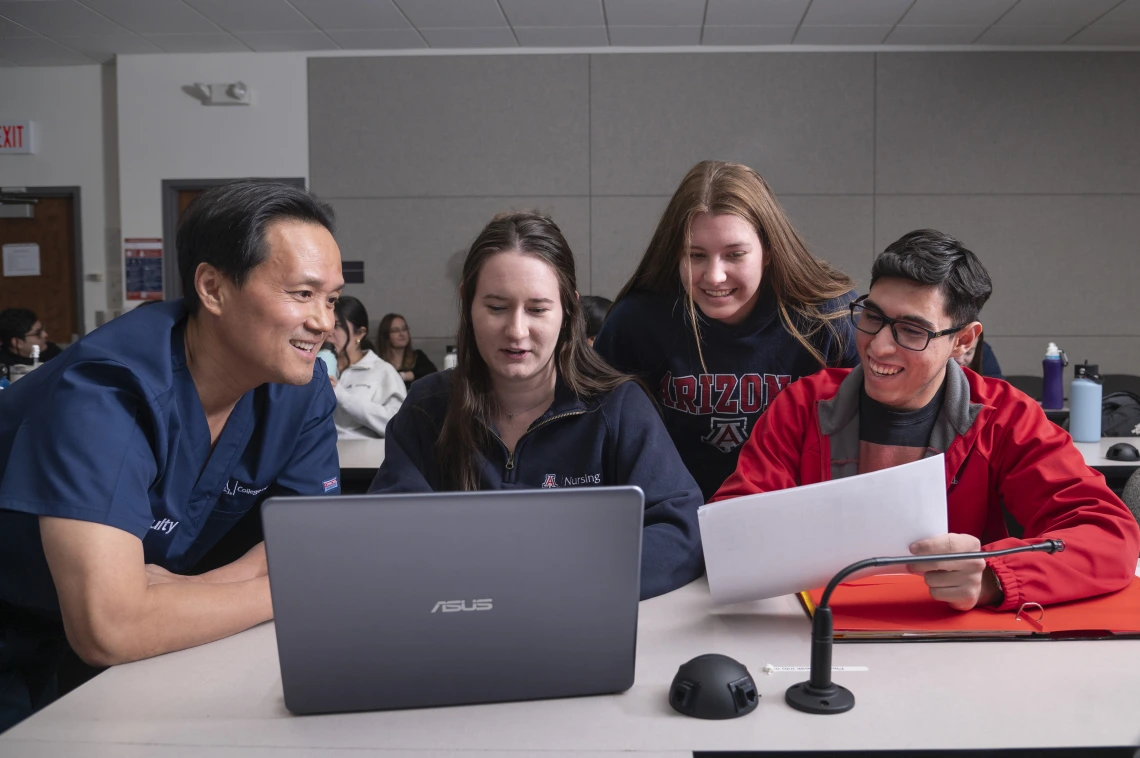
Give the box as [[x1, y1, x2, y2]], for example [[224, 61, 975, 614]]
[[370, 369, 705, 599], [595, 289, 858, 501]]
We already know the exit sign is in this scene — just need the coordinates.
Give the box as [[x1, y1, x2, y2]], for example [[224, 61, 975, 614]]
[[0, 121, 36, 154]]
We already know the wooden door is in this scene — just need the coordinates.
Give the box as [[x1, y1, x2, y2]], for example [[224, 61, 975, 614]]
[[0, 195, 78, 343]]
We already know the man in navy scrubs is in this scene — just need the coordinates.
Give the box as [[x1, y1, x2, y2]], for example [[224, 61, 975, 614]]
[[0, 181, 344, 731]]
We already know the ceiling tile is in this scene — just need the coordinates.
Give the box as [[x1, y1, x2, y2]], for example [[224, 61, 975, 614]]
[[0, 0, 126, 36], [420, 26, 517, 47], [1085, 0, 1140, 26], [142, 32, 250, 52], [0, 35, 95, 63], [702, 25, 796, 44], [603, 0, 704, 27], [801, 0, 912, 26], [608, 25, 700, 45], [976, 24, 1079, 43], [886, 25, 986, 44], [78, 0, 220, 34], [56, 33, 163, 61], [288, 0, 411, 30], [236, 30, 338, 50], [704, 0, 809, 26], [394, 0, 506, 28], [995, 0, 1121, 27], [0, 15, 38, 35], [181, 0, 314, 33], [900, 0, 1017, 26], [500, 0, 603, 27], [1068, 24, 1140, 44], [325, 28, 425, 47], [794, 25, 892, 44], [513, 25, 608, 46]]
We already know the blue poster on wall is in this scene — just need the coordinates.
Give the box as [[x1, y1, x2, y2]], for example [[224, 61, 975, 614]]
[[125, 238, 163, 301]]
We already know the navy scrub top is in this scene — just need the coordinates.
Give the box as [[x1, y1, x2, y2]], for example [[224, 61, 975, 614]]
[[0, 299, 341, 619]]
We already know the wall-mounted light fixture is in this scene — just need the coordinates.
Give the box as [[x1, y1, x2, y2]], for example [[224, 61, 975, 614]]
[[188, 81, 251, 106]]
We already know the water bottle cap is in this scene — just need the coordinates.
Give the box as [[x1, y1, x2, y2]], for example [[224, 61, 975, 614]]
[[1045, 342, 1061, 357], [1074, 361, 1101, 382]]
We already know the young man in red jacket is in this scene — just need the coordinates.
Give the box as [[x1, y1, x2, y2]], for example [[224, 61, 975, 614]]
[[714, 229, 1140, 612]]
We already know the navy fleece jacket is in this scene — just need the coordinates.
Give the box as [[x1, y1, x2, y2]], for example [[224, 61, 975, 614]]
[[369, 369, 704, 599]]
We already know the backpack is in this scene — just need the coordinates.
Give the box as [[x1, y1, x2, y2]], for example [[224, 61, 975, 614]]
[[1101, 391, 1140, 437]]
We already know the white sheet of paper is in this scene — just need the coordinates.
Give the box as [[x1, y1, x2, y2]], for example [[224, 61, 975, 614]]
[[2, 243, 41, 277], [699, 454, 949, 605]]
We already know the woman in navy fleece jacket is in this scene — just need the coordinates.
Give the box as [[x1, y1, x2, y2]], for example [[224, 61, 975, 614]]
[[370, 211, 704, 599]]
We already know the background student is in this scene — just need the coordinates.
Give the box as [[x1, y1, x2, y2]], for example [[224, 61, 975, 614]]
[[715, 229, 1140, 610], [330, 296, 406, 438], [954, 329, 1003, 379], [0, 307, 62, 369], [376, 312, 438, 389], [595, 160, 859, 501], [580, 295, 612, 347], [370, 211, 705, 599]]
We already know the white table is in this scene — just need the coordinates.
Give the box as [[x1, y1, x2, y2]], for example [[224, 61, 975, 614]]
[[336, 438, 386, 471], [1075, 436, 1140, 471], [4, 577, 1140, 756]]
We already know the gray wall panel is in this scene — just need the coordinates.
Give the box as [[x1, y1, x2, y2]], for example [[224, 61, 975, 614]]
[[331, 197, 590, 340], [876, 53, 1140, 194], [313, 51, 1139, 392], [589, 53, 875, 196], [875, 195, 1140, 338], [309, 56, 590, 198]]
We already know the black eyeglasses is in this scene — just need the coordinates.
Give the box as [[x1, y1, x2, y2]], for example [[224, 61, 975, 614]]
[[849, 296, 966, 352], [24, 326, 44, 339]]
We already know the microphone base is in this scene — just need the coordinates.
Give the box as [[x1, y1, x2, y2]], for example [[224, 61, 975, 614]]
[[785, 681, 855, 714]]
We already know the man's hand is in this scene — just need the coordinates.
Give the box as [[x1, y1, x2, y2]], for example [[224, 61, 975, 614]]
[[907, 533, 999, 611]]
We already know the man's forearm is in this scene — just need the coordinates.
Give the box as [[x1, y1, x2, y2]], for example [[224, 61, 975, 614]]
[[197, 542, 267, 584], [73, 575, 272, 667]]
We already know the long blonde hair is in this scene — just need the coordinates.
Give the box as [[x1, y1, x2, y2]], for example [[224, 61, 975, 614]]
[[613, 160, 854, 368]]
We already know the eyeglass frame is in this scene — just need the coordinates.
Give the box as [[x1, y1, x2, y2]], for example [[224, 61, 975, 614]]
[[23, 325, 45, 340], [848, 295, 969, 352]]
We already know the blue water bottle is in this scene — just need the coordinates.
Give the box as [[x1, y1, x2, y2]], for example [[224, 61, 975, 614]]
[[1041, 342, 1067, 410], [1069, 361, 1102, 442]]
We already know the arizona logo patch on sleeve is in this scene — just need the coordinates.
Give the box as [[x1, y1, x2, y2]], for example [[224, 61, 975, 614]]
[[323, 477, 339, 492]]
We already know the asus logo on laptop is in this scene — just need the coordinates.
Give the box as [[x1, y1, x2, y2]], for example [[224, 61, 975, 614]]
[[431, 599, 493, 613]]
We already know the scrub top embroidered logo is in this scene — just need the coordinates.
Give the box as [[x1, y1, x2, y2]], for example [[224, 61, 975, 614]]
[[703, 416, 749, 453], [223, 479, 269, 497], [541, 474, 558, 488], [323, 477, 338, 493], [149, 518, 179, 535]]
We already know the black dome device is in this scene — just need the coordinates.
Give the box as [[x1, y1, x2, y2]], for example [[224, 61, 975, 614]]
[[669, 654, 759, 719]]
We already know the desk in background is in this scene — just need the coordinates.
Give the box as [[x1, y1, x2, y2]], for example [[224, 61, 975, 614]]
[[4, 577, 1139, 756], [336, 438, 385, 493]]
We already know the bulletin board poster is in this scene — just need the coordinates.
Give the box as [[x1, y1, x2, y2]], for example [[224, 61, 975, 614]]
[[125, 238, 163, 301]]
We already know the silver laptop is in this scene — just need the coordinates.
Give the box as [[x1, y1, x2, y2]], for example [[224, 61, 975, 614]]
[[262, 487, 644, 715]]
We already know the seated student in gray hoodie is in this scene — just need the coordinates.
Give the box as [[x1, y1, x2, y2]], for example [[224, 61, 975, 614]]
[[370, 211, 704, 599]]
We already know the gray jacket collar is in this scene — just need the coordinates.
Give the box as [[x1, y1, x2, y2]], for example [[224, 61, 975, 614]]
[[818, 360, 984, 479]]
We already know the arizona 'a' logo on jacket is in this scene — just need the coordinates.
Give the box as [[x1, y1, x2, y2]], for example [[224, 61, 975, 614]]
[[658, 371, 793, 453], [541, 474, 558, 488]]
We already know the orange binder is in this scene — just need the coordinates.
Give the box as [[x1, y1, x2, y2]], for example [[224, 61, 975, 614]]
[[798, 574, 1140, 640]]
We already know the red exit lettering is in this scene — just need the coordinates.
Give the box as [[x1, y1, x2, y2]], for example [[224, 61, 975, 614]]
[[1, 125, 25, 149]]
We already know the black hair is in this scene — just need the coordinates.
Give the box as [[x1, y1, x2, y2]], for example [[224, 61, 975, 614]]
[[580, 295, 613, 339], [0, 308, 37, 351], [871, 230, 992, 325], [334, 295, 374, 354], [176, 180, 335, 315]]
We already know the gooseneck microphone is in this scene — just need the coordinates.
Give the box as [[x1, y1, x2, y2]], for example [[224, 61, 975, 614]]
[[785, 538, 1065, 715]]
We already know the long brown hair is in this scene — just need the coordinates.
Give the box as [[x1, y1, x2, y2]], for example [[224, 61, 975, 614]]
[[376, 312, 416, 371], [613, 160, 854, 368], [438, 211, 631, 491]]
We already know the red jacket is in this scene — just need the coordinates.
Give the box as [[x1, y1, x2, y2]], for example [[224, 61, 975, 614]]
[[713, 362, 1140, 611]]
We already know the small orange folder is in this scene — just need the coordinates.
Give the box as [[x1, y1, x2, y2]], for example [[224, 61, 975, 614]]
[[798, 574, 1140, 640]]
